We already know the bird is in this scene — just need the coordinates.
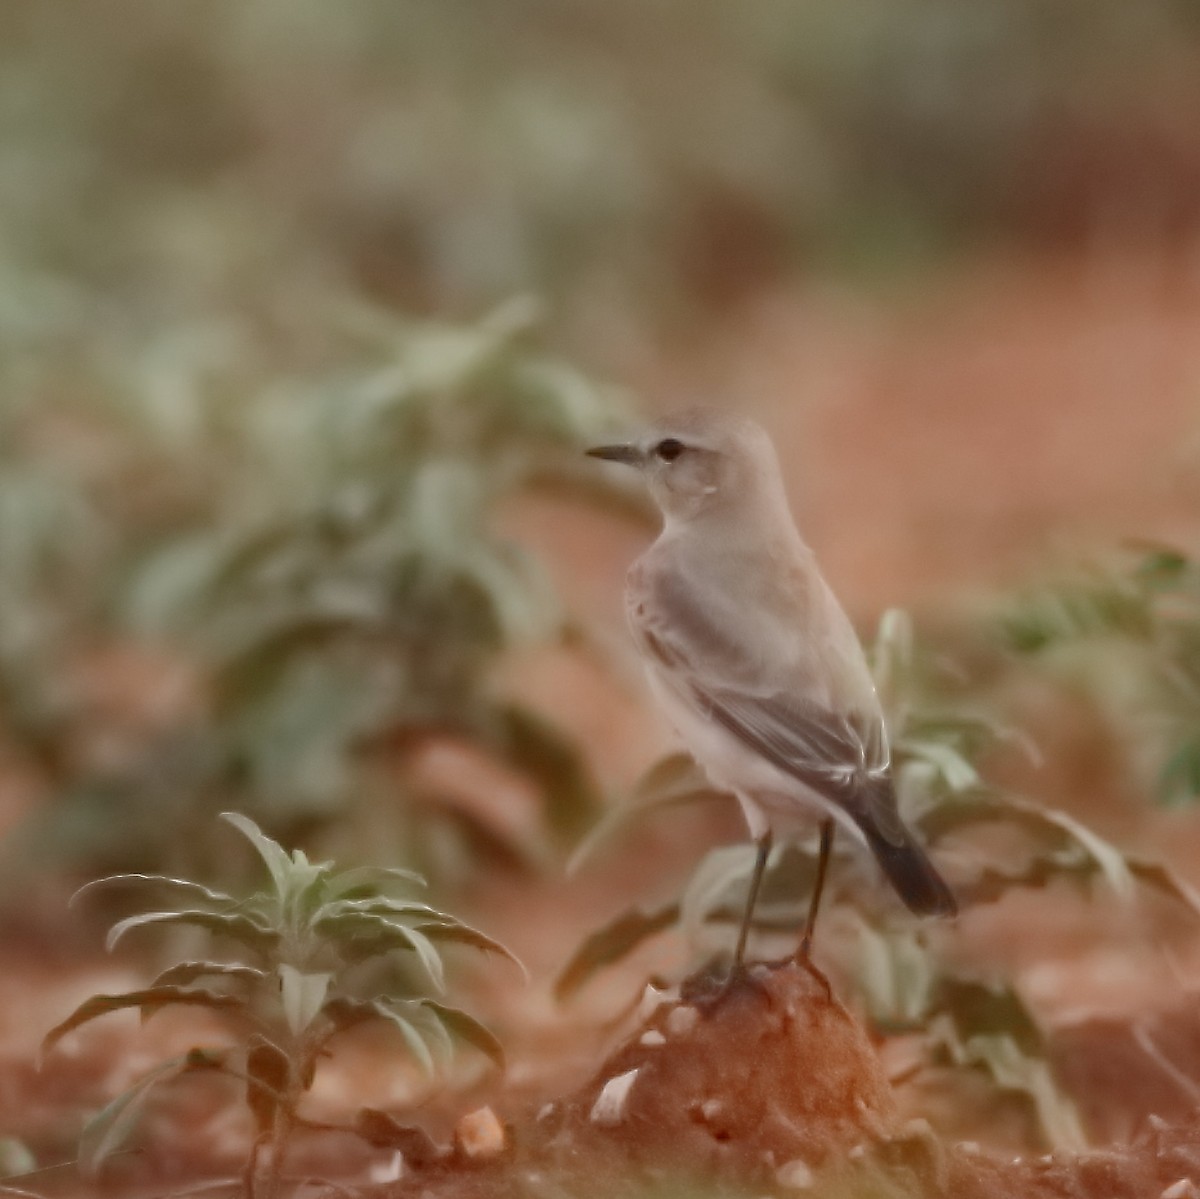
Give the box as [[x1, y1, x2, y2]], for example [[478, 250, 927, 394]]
[[587, 408, 956, 993]]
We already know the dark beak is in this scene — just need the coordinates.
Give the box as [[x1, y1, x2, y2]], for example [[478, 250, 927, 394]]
[[586, 443, 642, 466]]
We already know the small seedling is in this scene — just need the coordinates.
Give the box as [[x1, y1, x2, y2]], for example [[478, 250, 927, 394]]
[[43, 812, 523, 1197]]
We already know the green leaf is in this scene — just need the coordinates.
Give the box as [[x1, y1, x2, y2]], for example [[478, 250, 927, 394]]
[[321, 997, 436, 1077], [931, 1020, 1086, 1151], [631, 752, 713, 806], [899, 738, 980, 793], [492, 704, 603, 840], [567, 752, 724, 874], [1001, 569, 1153, 653], [121, 534, 233, 635], [413, 921, 528, 979], [278, 965, 332, 1036], [1034, 805, 1136, 901], [323, 865, 427, 900], [930, 975, 1041, 1053], [555, 902, 680, 1001], [679, 844, 757, 948], [374, 1008, 438, 1078], [1159, 738, 1200, 807], [856, 923, 936, 1029], [1133, 542, 1191, 587], [399, 998, 455, 1066], [925, 793, 1139, 903], [106, 909, 278, 955], [147, 962, 267, 990], [1127, 858, 1200, 916], [399, 926, 445, 994], [924, 973, 1086, 1150], [77, 1056, 195, 1178], [219, 812, 295, 899], [954, 856, 1088, 908], [417, 999, 505, 1071], [43, 989, 245, 1058], [71, 874, 240, 911], [315, 897, 447, 925], [318, 912, 446, 992]]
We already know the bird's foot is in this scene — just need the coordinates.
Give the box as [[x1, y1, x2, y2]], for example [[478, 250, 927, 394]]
[[683, 958, 773, 1014], [793, 937, 834, 1002]]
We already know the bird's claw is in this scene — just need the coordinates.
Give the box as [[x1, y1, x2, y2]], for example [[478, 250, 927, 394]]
[[684, 959, 774, 1013], [794, 940, 834, 1002]]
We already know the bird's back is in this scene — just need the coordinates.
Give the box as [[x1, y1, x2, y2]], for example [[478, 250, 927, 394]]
[[628, 523, 882, 724]]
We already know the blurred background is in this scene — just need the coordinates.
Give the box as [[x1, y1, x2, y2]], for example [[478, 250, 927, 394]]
[[5, 0, 1200, 1176]]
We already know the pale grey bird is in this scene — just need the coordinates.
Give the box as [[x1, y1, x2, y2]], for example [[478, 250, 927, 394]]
[[587, 408, 955, 989]]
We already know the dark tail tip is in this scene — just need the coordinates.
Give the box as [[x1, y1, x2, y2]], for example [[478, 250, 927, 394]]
[[860, 819, 958, 918]]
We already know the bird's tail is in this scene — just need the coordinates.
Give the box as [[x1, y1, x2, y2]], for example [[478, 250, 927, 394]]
[[855, 803, 957, 918]]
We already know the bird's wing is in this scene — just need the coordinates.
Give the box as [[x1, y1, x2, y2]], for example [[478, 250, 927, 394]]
[[633, 560, 905, 843]]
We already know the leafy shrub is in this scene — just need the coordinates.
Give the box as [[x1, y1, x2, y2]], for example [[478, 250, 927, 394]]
[[1002, 543, 1200, 807], [560, 609, 1200, 1148], [5, 0, 1197, 324], [1, 300, 637, 883], [42, 812, 520, 1194]]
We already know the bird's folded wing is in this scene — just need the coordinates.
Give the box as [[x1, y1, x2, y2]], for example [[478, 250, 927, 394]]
[[634, 575, 901, 839], [699, 683, 909, 846], [700, 683, 868, 792]]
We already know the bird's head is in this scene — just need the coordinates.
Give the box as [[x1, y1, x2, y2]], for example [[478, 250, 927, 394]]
[[587, 407, 787, 525]]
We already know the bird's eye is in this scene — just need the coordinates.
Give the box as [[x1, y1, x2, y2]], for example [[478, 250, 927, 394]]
[[655, 438, 685, 462]]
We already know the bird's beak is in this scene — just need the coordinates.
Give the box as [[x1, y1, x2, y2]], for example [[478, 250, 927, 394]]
[[586, 442, 642, 466]]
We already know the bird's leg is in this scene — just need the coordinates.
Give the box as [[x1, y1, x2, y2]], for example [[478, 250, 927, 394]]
[[691, 831, 773, 1012], [691, 835, 772, 1012], [795, 819, 834, 1000], [732, 830, 772, 971]]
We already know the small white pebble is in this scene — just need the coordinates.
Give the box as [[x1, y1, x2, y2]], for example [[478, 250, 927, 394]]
[[958, 1142, 981, 1155], [536, 1102, 556, 1122], [590, 1068, 640, 1126], [666, 1005, 699, 1038], [367, 1152, 404, 1183], [776, 1159, 815, 1189], [1162, 1181, 1199, 1199], [455, 1107, 506, 1159], [636, 983, 677, 1021], [700, 1098, 723, 1120], [848, 1144, 867, 1161], [639, 1030, 666, 1047]]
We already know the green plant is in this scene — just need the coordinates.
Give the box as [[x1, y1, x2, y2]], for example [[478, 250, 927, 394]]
[[1002, 542, 1200, 807], [2, 299, 640, 885], [559, 609, 1200, 1149], [4, 0, 1196, 326], [42, 811, 521, 1196]]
